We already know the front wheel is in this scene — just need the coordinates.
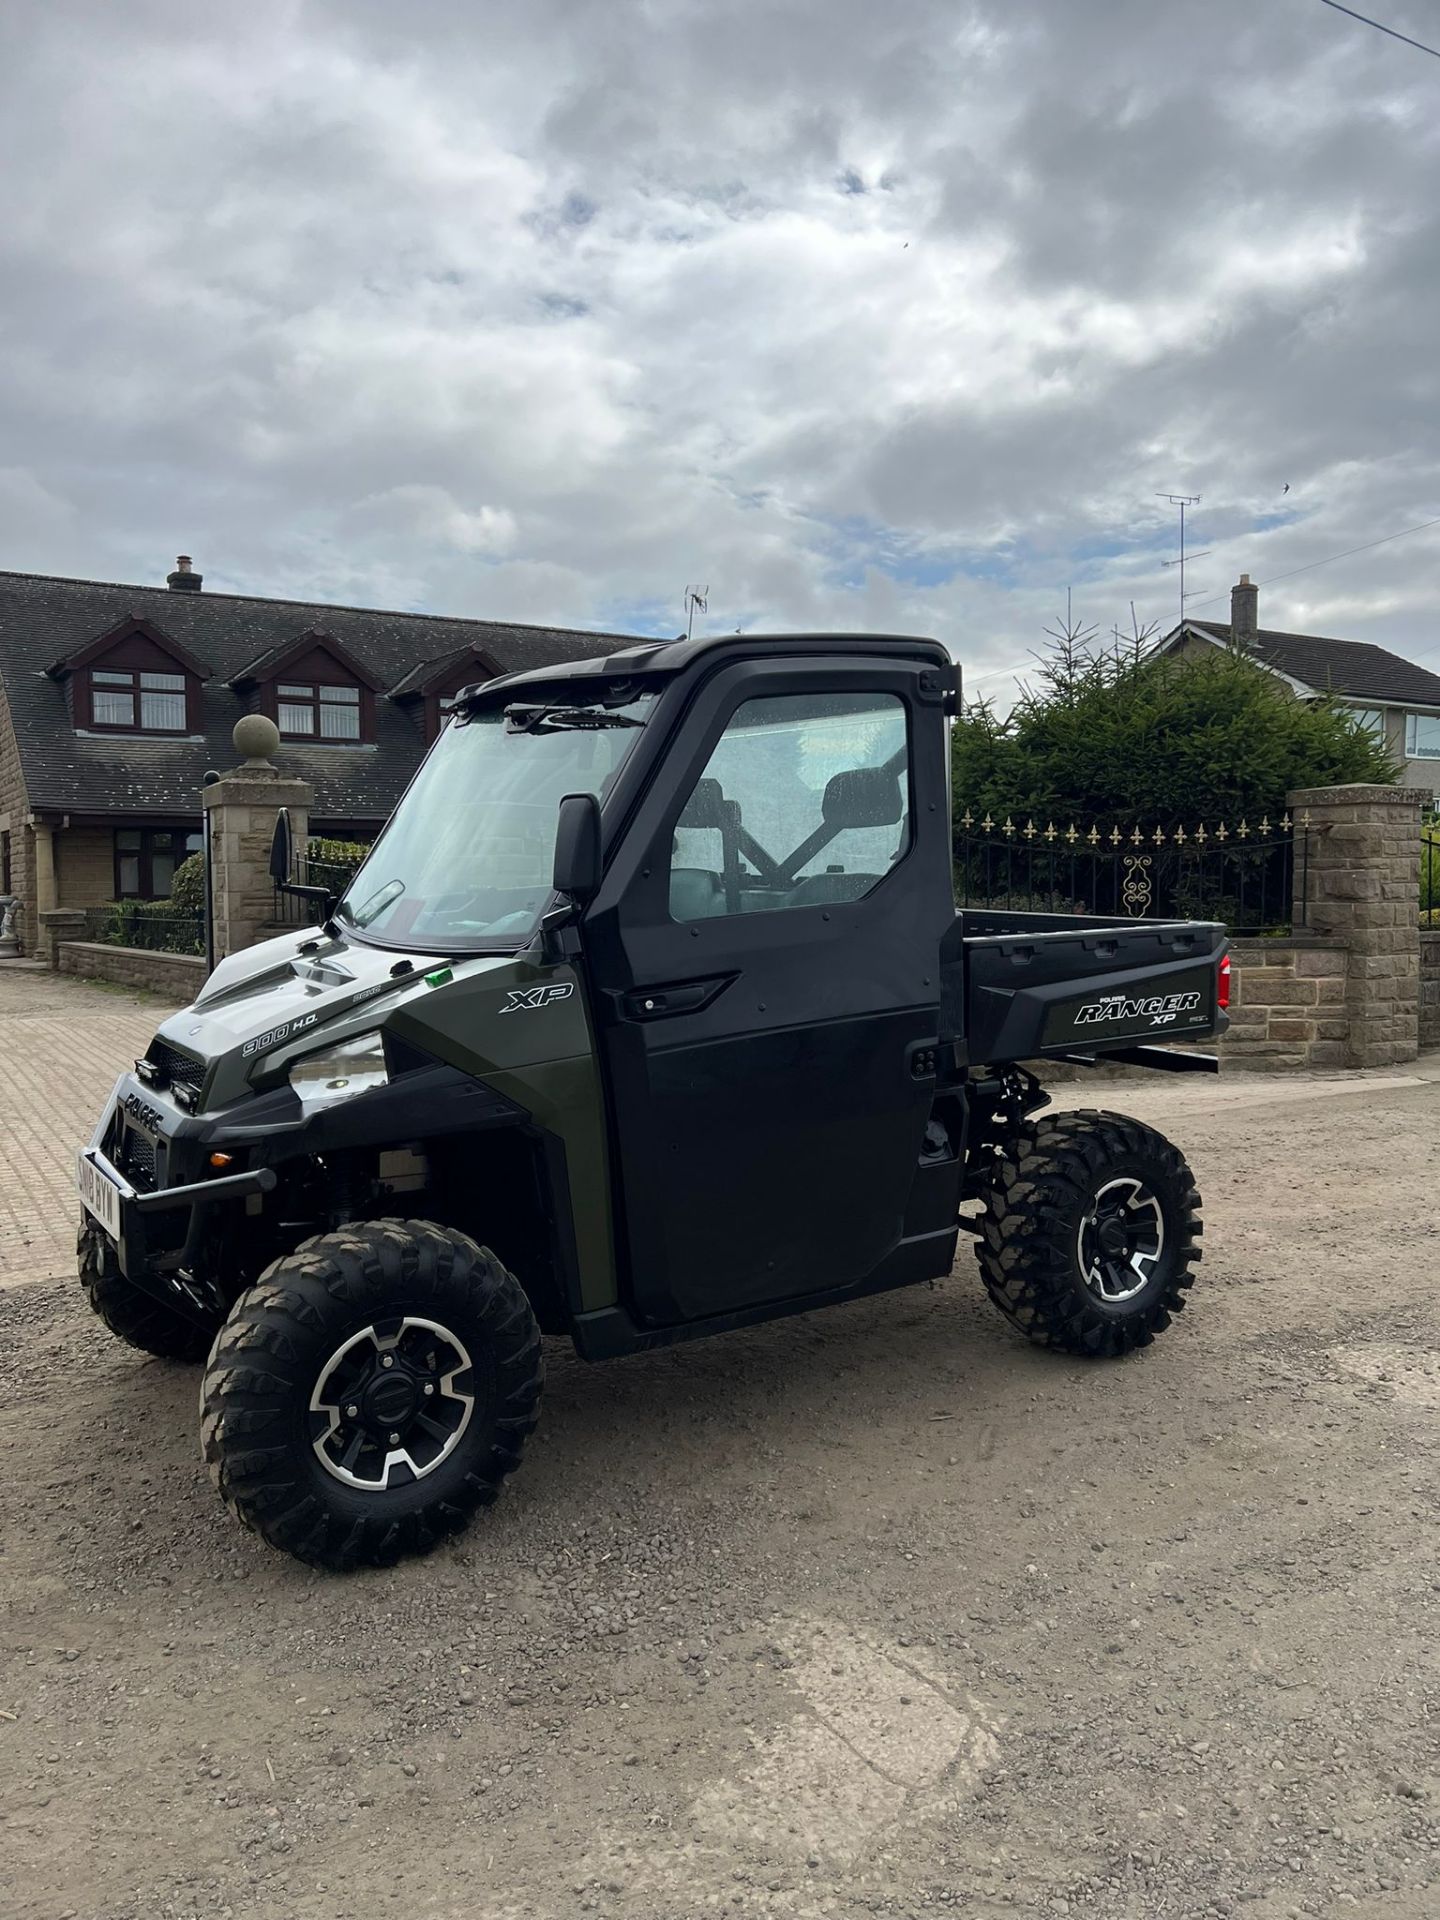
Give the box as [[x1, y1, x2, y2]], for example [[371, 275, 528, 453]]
[[79, 1219, 220, 1362], [200, 1220, 543, 1570], [976, 1109, 1201, 1357]]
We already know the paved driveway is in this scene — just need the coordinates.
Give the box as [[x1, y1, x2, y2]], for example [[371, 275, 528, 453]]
[[2, 966, 1439, 1920], [0, 964, 181, 1289]]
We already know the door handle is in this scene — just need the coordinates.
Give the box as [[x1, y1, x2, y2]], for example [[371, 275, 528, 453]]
[[620, 976, 732, 1021]]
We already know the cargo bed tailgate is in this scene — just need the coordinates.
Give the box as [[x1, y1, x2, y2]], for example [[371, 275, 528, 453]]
[[962, 916, 1228, 1064]]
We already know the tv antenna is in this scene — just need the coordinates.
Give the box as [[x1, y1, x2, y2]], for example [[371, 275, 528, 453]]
[[684, 585, 708, 641], [1157, 492, 1210, 625]]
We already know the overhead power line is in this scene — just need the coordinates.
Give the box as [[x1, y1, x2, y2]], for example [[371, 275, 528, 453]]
[[1182, 512, 1440, 612], [1316, 0, 1440, 61]]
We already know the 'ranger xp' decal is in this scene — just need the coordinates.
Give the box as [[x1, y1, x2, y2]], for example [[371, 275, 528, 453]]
[[500, 983, 576, 1014], [1074, 990, 1202, 1029]]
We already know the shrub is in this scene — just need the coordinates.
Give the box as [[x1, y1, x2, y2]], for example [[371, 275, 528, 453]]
[[302, 835, 370, 891], [170, 851, 205, 916], [95, 899, 204, 956], [953, 625, 1399, 829]]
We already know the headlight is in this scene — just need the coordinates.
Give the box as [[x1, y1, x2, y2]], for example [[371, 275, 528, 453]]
[[288, 1032, 389, 1107]]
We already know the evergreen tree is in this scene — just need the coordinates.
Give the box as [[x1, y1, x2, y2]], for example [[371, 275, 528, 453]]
[[952, 605, 1397, 829]]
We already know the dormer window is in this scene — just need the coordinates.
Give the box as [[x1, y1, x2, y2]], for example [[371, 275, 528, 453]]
[[90, 667, 189, 733], [47, 615, 210, 736], [278, 680, 362, 741], [385, 643, 503, 742], [227, 629, 380, 746]]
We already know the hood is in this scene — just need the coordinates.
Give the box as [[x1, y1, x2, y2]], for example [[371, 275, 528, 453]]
[[153, 926, 513, 1109]]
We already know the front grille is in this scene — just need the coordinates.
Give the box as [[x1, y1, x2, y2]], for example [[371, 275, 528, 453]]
[[148, 1038, 206, 1098], [120, 1125, 157, 1191]]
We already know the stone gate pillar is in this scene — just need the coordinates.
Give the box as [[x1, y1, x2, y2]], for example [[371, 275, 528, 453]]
[[203, 717, 313, 962], [1289, 783, 1426, 1069]]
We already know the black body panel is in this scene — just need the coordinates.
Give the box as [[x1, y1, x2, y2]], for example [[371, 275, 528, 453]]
[[950, 916, 1228, 1064], [580, 648, 959, 1328]]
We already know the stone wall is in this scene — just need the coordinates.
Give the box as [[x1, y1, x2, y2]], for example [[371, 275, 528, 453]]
[[1223, 938, 1350, 1069], [56, 940, 205, 1000], [1291, 784, 1426, 1069], [204, 762, 312, 961], [1422, 931, 1440, 1053]]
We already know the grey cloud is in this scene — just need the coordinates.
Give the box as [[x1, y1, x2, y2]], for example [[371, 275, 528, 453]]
[[1, 0, 1438, 689]]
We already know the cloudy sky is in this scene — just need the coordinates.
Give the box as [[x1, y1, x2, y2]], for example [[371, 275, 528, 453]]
[[2, 0, 1438, 699]]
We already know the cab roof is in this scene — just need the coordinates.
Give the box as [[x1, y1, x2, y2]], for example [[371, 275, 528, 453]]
[[452, 630, 952, 710]]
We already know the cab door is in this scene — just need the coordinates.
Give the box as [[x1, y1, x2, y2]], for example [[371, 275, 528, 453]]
[[581, 656, 956, 1328]]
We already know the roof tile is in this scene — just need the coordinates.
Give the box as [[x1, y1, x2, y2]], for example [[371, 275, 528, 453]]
[[1187, 619, 1440, 707], [0, 569, 637, 822]]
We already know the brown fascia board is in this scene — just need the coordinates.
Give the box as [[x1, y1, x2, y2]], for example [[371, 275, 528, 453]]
[[387, 644, 505, 701], [227, 628, 387, 692], [45, 614, 214, 681]]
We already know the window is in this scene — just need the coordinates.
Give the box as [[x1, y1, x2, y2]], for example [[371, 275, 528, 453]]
[[1406, 713, 1440, 759], [334, 692, 654, 949], [115, 827, 203, 899], [1351, 707, 1387, 741], [88, 668, 189, 732], [668, 691, 910, 921], [277, 681, 362, 741]]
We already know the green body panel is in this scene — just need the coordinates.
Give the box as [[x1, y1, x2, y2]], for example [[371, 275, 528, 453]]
[[151, 930, 616, 1312], [388, 957, 616, 1312]]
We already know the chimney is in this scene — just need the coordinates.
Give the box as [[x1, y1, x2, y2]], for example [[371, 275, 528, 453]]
[[167, 554, 202, 592], [1231, 573, 1257, 647]]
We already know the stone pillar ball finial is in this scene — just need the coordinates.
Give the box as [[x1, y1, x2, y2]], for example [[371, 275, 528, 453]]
[[233, 714, 281, 767]]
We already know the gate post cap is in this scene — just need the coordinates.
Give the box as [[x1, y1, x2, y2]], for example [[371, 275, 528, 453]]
[[233, 714, 281, 766]]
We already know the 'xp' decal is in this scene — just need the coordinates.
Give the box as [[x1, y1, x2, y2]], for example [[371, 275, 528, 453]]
[[1073, 990, 1202, 1027], [500, 983, 576, 1014]]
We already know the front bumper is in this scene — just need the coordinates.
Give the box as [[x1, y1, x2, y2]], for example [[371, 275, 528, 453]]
[[79, 1141, 277, 1284], [82, 1053, 528, 1316]]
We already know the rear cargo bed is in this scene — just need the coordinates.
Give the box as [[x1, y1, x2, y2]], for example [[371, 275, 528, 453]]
[[942, 910, 1228, 1065]]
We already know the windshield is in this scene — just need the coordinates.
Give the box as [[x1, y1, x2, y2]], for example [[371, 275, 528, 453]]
[[336, 692, 654, 950]]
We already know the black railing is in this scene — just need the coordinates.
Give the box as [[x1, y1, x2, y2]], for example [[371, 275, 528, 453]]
[[953, 811, 1306, 936], [82, 902, 207, 956], [1423, 826, 1439, 929]]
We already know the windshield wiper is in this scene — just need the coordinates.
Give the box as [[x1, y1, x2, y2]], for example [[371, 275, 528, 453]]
[[504, 703, 646, 734], [343, 878, 405, 928]]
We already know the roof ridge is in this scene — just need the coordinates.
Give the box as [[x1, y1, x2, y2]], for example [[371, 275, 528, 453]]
[[1190, 615, 1431, 657], [0, 567, 643, 642]]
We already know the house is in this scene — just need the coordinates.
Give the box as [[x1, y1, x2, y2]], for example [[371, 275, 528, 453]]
[[0, 556, 637, 951], [1159, 575, 1440, 796]]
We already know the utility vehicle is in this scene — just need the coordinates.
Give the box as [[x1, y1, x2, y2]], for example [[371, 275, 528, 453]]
[[77, 632, 1228, 1569]]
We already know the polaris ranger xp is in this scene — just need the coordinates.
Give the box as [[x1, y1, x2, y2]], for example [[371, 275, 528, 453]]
[[77, 632, 1228, 1570]]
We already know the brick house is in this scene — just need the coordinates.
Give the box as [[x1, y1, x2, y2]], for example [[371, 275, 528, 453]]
[[0, 557, 633, 952], [1160, 575, 1440, 795]]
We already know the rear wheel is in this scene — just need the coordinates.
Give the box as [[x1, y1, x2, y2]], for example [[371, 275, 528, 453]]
[[976, 1109, 1201, 1357], [200, 1219, 543, 1570], [79, 1219, 219, 1362]]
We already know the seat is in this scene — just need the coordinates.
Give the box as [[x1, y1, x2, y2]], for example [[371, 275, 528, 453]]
[[669, 867, 727, 920]]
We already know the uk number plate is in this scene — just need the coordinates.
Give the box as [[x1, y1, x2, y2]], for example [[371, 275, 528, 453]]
[[77, 1153, 123, 1240]]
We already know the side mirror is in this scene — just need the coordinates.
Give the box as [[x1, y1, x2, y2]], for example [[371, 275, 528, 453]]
[[269, 807, 293, 886], [552, 792, 602, 905], [269, 806, 334, 917]]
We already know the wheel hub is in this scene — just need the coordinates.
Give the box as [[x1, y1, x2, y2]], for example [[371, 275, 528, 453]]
[[361, 1368, 420, 1432], [1077, 1177, 1165, 1304], [308, 1317, 475, 1491]]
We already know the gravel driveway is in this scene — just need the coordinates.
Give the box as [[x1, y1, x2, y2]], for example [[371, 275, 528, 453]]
[[2, 967, 1438, 1919]]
